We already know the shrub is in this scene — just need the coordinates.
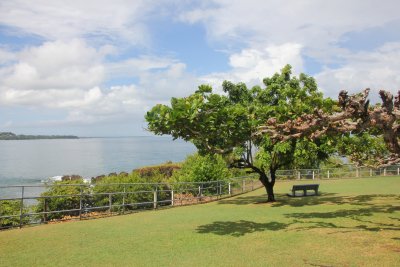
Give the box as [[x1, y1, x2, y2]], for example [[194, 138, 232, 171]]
[[171, 153, 233, 195], [172, 153, 231, 183], [0, 200, 29, 227], [134, 163, 181, 178], [36, 179, 87, 221], [92, 172, 170, 211]]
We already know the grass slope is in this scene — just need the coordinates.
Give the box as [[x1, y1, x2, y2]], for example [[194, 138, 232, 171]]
[[0, 177, 399, 266]]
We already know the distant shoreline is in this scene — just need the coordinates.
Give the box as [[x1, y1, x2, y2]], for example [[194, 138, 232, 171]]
[[0, 132, 79, 140]]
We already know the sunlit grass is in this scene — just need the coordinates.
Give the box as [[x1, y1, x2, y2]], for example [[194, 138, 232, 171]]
[[0, 176, 399, 266]]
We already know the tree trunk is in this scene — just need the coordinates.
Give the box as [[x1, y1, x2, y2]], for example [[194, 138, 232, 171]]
[[258, 171, 276, 202], [265, 182, 275, 202]]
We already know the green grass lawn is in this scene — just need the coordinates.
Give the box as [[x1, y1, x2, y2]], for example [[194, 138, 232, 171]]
[[0, 176, 399, 266]]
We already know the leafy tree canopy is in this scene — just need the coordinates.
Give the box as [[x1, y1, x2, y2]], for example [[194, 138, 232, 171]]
[[146, 65, 337, 201]]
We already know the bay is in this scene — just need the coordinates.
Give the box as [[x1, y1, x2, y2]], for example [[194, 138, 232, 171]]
[[0, 136, 196, 186]]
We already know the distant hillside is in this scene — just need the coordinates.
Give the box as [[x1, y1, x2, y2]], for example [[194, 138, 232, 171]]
[[0, 132, 79, 140]]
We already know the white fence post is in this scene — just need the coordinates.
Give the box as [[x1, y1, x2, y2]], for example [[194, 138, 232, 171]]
[[109, 193, 112, 214], [397, 168, 399, 176], [356, 168, 359, 178], [153, 188, 157, 209], [327, 170, 330, 179], [79, 185, 83, 220], [171, 189, 174, 206], [242, 179, 245, 192], [370, 169, 372, 177], [312, 171, 315, 180], [298, 171, 301, 180], [122, 185, 126, 214], [228, 182, 231, 195], [384, 168, 387, 176]]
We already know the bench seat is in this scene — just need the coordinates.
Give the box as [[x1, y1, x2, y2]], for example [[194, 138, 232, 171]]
[[288, 184, 319, 197]]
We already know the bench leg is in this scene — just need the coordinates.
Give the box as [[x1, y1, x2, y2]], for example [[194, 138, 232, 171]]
[[303, 190, 307, 196]]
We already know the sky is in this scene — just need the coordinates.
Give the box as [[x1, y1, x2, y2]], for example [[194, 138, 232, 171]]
[[0, 0, 400, 137]]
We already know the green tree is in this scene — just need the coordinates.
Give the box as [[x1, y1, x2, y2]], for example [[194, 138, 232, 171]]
[[146, 65, 335, 202]]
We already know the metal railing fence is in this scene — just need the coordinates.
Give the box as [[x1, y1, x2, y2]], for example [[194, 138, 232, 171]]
[[0, 176, 262, 230], [275, 165, 400, 180], [1, 164, 399, 230]]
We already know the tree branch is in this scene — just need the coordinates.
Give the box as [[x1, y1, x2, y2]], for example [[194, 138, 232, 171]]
[[259, 88, 400, 167]]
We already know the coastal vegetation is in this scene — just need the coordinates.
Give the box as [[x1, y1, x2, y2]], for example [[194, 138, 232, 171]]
[[171, 153, 235, 183], [0, 200, 29, 227], [134, 162, 181, 178], [0, 132, 78, 140], [2, 153, 239, 225], [91, 172, 167, 212], [36, 179, 87, 221]]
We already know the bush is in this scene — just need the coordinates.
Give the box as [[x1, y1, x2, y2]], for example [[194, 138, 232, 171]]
[[92, 172, 170, 211], [36, 179, 87, 221], [171, 153, 232, 195], [134, 163, 181, 178], [1, 200, 29, 227], [172, 153, 231, 183]]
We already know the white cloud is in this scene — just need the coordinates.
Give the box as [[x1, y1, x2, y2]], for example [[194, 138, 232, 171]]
[[0, 0, 154, 46], [179, 0, 400, 63], [315, 42, 400, 100], [106, 58, 199, 110], [0, 85, 146, 124], [0, 47, 16, 64], [64, 85, 144, 124], [179, 1, 400, 100], [202, 43, 304, 87], [1, 39, 105, 91], [0, 87, 104, 108], [106, 56, 179, 79], [137, 62, 200, 103], [0, 38, 200, 126]]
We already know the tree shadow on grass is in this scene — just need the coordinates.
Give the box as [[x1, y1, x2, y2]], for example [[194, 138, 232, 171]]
[[196, 220, 289, 237], [218, 195, 270, 205], [218, 192, 359, 207], [287, 206, 399, 220], [285, 204, 400, 233], [290, 219, 400, 233], [214, 193, 400, 235], [272, 193, 400, 208], [219, 191, 400, 208], [271, 193, 340, 207]]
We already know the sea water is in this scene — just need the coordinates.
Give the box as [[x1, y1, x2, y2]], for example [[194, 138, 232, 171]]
[[0, 136, 195, 187]]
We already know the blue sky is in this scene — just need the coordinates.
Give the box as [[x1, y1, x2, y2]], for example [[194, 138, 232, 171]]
[[0, 0, 400, 136]]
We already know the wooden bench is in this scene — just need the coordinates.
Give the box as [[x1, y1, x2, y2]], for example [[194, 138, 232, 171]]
[[288, 184, 319, 197]]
